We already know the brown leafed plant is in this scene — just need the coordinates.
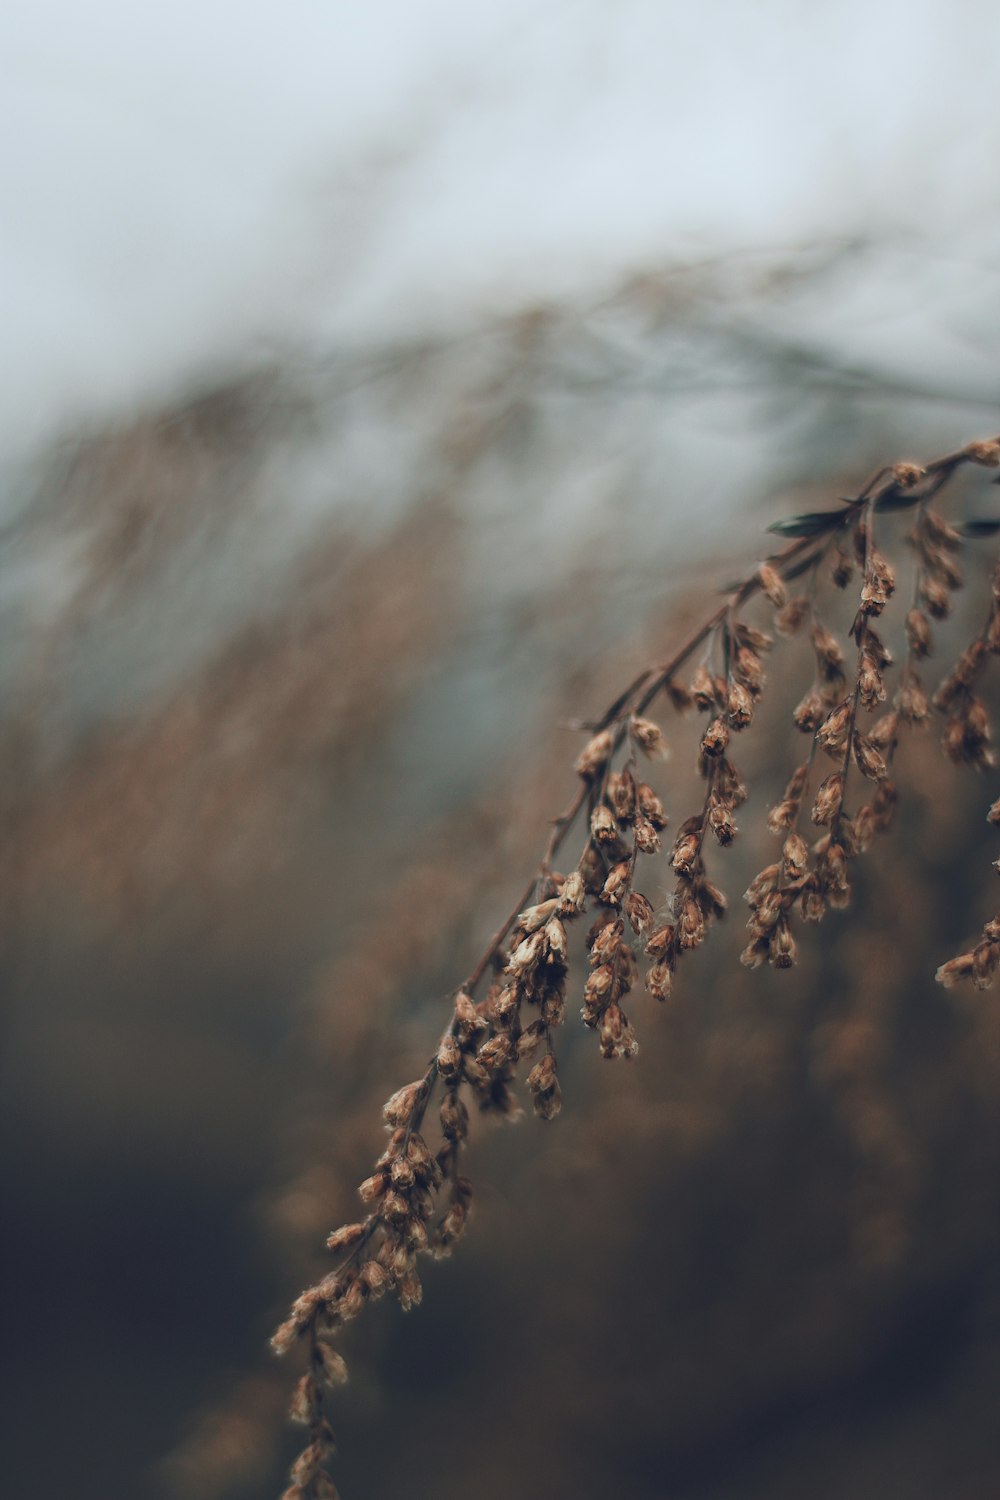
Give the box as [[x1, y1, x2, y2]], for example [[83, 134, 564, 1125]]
[[270, 435, 1000, 1500]]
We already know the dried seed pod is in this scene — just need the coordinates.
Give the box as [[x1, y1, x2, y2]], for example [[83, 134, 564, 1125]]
[[775, 595, 810, 636], [757, 562, 787, 606], [289, 1374, 320, 1426], [625, 890, 655, 935], [897, 675, 929, 724], [672, 831, 701, 876], [905, 608, 933, 659], [439, 1092, 468, 1142], [636, 782, 667, 827], [527, 1054, 562, 1119], [690, 663, 717, 710], [382, 1082, 423, 1127], [575, 729, 613, 779], [811, 773, 845, 826], [609, 767, 637, 822], [708, 799, 737, 845], [868, 712, 899, 750], [793, 689, 824, 733], [436, 1034, 462, 1081], [676, 897, 706, 950], [740, 937, 770, 969], [727, 680, 754, 728], [326, 1223, 368, 1255], [601, 861, 632, 904], [892, 460, 924, 487], [734, 645, 765, 695], [701, 717, 730, 757], [920, 575, 952, 619], [781, 831, 810, 880], [768, 918, 797, 969], [812, 623, 846, 678], [558, 871, 587, 913], [744, 863, 781, 905], [645, 960, 673, 1000], [634, 816, 661, 854], [644, 923, 675, 959], [630, 715, 669, 759], [817, 701, 852, 757], [599, 1003, 639, 1059], [590, 803, 619, 843], [858, 651, 886, 709], [853, 733, 888, 782]]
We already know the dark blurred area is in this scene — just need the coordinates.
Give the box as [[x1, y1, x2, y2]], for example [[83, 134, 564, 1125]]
[[3, 262, 1000, 1500]]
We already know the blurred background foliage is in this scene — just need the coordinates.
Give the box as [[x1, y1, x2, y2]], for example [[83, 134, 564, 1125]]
[[4, 4, 1000, 1497]]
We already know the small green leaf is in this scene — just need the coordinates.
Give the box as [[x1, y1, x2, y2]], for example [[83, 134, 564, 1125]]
[[766, 510, 847, 539]]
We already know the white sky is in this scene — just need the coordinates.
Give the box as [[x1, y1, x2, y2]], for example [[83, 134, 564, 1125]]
[[3, 0, 1000, 453]]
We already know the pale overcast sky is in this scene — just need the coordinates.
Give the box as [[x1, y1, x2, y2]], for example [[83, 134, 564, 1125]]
[[2, 0, 999, 453]]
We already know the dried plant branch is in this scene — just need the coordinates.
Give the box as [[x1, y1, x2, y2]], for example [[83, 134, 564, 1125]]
[[270, 434, 1000, 1500]]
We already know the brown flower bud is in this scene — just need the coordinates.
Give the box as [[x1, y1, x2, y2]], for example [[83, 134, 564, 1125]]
[[793, 689, 825, 733], [817, 700, 852, 756], [892, 461, 924, 487], [690, 663, 717, 710], [634, 815, 661, 853], [905, 608, 932, 659], [558, 871, 587, 912], [601, 861, 632, 903], [811, 773, 844, 826], [775, 595, 810, 636], [645, 960, 673, 1000], [727, 680, 754, 728], [812, 624, 845, 677], [436, 1034, 462, 1081], [383, 1082, 424, 1127], [744, 863, 780, 905], [677, 898, 705, 950], [626, 890, 656, 935], [591, 803, 618, 843], [966, 439, 1000, 466], [644, 923, 675, 959], [398, 1271, 423, 1311], [935, 953, 975, 988], [757, 562, 787, 607], [897, 675, 929, 724], [358, 1172, 388, 1204], [920, 575, 951, 619], [853, 733, 887, 782], [609, 767, 636, 821], [708, 800, 737, 845], [672, 831, 700, 876], [630, 715, 669, 759], [740, 937, 770, 969], [289, 1374, 320, 1426], [858, 652, 886, 709], [768, 918, 797, 969], [636, 782, 667, 827], [781, 831, 809, 880], [701, 717, 730, 757], [440, 1092, 468, 1142], [325, 1223, 368, 1255], [599, 1003, 639, 1059], [575, 729, 613, 779]]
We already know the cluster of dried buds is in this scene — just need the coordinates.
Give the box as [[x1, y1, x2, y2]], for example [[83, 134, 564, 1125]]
[[273, 436, 1000, 1500]]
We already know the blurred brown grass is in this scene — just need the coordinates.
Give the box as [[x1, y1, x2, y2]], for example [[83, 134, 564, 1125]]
[[4, 364, 1000, 1500]]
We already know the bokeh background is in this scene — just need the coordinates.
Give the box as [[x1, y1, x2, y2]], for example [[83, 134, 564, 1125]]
[[3, 3, 1000, 1497]]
